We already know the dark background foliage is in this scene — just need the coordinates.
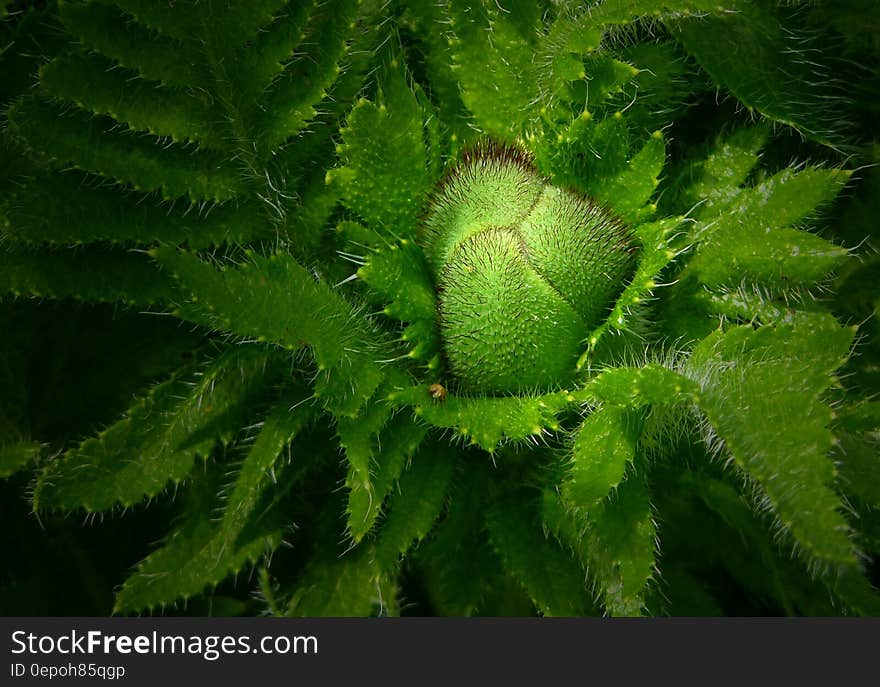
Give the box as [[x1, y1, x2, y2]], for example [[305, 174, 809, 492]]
[[1, 0, 878, 616]]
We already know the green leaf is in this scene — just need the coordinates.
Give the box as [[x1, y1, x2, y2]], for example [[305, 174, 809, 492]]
[[590, 364, 700, 407], [114, 387, 317, 613], [666, 148, 852, 330], [110, 0, 202, 42], [558, 0, 726, 30], [562, 406, 641, 510], [114, 461, 282, 614], [286, 545, 395, 617], [828, 568, 880, 617], [0, 2, 66, 107], [339, 396, 395, 541], [0, 441, 41, 478], [33, 346, 281, 512], [219, 390, 315, 538], [278, 164, 342, 254], [376, 442, 457, 570], [581, 55, 639, 107], [590, 131, 666, 224], [336, 219, 384, 249], [688, 313, 859, 567], [389, 385, 587, 452], [538, 114, 631, 193], [690, 225, 849, 291], [116, 522, 277, 614], [256, 0, 355, 153], [698, 165, 850, 236], [685, 168, 851, 289], [8, 96, 241, 202], [608, 40, 699, 132], [534, 6, 602, 114], [544, 476, 657, 617], [0, 246, 175, 306], [416, 464, 515, 615], [834, 401, 880, 508], [689, 472, 797, 613], [487, 487, 587, 616], [358, 241, 436, 322], [338, 401, 395, 486], [676, 124, 770, 217], [670, 2, 851, 149], [330, 53, 432, 237], [449, 0, 541, 137], [691, 286, 790, 324], [199, 0, 292, 47], [358, 239, 441, 367], [59, 0, 202, 88], [389, 365, 694, 454], [231, 0, 317, 105], [4, 172, 270, 248], [584, 476, 656, 616], [346, 412, 427, 542], [154, 249, 390, 416], [520, 0, 724, 130], [579, 216, 685, 369], [40, 51, 221, 148]]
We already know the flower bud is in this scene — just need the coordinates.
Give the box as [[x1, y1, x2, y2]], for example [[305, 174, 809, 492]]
[[423, 143, 634, 393]]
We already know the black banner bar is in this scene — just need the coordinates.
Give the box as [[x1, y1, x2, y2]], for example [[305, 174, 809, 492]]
[[2, 618, 875, 685]]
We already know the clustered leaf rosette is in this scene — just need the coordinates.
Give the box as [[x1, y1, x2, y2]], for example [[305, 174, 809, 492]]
[[422, 142, 634, 394], [1, 0, 878, 618]]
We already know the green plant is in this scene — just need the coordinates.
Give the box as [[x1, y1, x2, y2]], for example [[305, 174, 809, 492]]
[[423, 143, 634, 393], [1, 0, 878, 616]]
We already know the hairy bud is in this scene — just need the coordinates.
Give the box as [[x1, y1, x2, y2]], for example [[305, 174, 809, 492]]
[[423, 143, 635, 393]]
